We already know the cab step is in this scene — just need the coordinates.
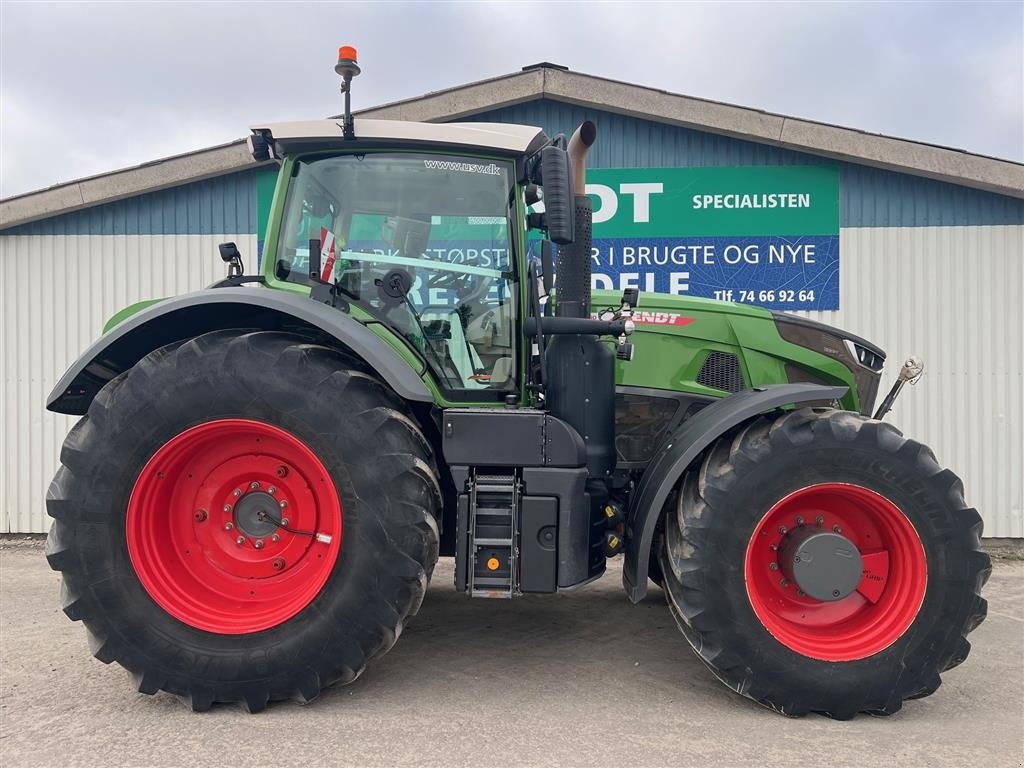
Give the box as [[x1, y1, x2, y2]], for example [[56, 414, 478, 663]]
[[467, 470, 520, 598]]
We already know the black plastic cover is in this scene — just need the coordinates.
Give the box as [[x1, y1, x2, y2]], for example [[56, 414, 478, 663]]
[[441, 409, 586, 468], [539, 146, 575, 245], [520, 497, 558, 593], [522, 467, 592, 588]]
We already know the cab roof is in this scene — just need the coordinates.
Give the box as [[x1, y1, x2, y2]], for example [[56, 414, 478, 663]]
[[250, 118, 547, 158]]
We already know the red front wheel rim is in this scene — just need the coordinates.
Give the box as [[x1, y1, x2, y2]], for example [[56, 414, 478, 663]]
[[744, 483, 927, 661], [126, 419, 342, 634]]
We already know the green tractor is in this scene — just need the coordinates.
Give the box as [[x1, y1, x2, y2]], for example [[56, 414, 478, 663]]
[[45, 48, 989, 717]]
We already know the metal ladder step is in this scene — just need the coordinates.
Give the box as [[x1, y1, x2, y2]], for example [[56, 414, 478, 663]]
[[471, 589, 513, 599], [475, 504, 513, 514], [475, 484, 515, 494], [475, 474, 515, 484], [467, 469, 520, 599], [472, 576, 512, 587]]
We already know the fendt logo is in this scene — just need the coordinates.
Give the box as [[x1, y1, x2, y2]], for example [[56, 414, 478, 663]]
[[632, 311, 695, 327], [589, 311, 694, 327]]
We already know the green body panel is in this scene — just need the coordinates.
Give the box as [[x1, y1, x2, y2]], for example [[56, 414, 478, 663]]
[[593, 289, 861, 412], [103, 298, 167, 332]]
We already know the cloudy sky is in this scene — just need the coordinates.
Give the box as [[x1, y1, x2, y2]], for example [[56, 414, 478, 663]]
[[1, 1, 1021, 198]]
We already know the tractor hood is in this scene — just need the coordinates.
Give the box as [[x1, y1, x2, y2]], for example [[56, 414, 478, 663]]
[[771, 311, 885, 367], [770, 311, 886, 415], [593, 290, 886, 415]]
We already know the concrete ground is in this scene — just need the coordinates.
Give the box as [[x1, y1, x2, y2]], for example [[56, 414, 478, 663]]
[[1, 539, 1022, 768]]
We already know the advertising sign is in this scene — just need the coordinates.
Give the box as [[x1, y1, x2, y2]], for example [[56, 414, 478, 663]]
[[580, 165, 840, 310]]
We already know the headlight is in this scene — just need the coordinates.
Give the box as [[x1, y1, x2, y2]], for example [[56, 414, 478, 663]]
[[773, 313, 886, 416], [845, 339, 884, 372]]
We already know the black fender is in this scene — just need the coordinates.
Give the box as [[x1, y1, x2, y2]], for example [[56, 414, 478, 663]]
[[623, 383, 849, 603], [47, 288, 433, 415]]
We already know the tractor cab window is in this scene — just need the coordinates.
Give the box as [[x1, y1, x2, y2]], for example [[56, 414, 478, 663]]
[[276, 153, 518, 399]]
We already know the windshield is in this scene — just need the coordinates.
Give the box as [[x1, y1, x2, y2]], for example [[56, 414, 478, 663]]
[[276, 153, 518, 399]]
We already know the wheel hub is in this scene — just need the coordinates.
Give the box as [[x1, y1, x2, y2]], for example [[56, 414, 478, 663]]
[[233, 491, 281, 538], [778, 528, 863, 602]]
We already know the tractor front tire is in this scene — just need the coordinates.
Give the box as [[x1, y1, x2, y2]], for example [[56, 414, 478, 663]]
[[46, 330, 441, 711], [659, 408, 990, 718]]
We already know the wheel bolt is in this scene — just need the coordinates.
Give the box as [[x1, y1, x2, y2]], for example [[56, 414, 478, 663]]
[[777, 525, 787, 535], [815, 515, 824, 527], [833, 524, 842, 534], [271, 534, 280, 543], [279, 500, 288, 509], [223, 504, 232, 513], [233, 488, 242, 498], [769, 562, 779, 571], [268, 486, 277, 495], [280, 518, 289, 526], [795, 516, 804, 526], [224, 522, 234, 531], [236, 536, 246, 546], [254, 539, 265, 550], [272, 558, 285, 570], [194, 509, 207, 522], [769, 543, 778, 551], [780, 578, 790, 588], [797, 589, 805, 596], [250, 481, 260, 490]]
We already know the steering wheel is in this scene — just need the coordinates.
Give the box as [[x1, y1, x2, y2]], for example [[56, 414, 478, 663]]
[[427, 269, 495, 307]]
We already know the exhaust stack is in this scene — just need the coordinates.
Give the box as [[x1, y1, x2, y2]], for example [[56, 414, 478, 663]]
[[555, 121, 597, 319], [545, 121, 615, 478]]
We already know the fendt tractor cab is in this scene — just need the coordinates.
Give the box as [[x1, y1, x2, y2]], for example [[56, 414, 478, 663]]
[[45, 48, 989, 717]]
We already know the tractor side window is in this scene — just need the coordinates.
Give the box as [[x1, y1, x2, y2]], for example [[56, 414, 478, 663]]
[[275, 153, 519, 400]]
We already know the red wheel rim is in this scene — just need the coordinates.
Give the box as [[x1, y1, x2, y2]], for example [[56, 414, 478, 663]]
[[744, 483, 927, 661], [126, 419, 342, 634]]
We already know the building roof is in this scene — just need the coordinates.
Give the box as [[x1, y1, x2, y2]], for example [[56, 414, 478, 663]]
[[3, 64, 1023, 230], [252, 118, 545, 154]]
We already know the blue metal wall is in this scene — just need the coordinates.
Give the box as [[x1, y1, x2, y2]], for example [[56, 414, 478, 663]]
[[4, 167, 262, 236], [469, 101, 1024, 228], [4, 99, 1022, 236]]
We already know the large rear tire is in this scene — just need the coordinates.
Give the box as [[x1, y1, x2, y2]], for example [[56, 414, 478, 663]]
[[46, 330, 441, 711], [659, 408, 990, 718]]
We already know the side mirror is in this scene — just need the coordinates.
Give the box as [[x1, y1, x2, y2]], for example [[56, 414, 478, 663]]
[[218, 241, 243, 277], [539, 146, 575, 245]]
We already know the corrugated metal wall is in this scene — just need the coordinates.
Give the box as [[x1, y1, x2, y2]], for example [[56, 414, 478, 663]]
[[807, 225, 1023, 538], [4, 169, 261, 236], [0, 233, 258, 533]]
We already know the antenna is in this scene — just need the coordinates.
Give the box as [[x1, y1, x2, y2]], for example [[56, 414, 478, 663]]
[[335, 45, 361, 140]]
